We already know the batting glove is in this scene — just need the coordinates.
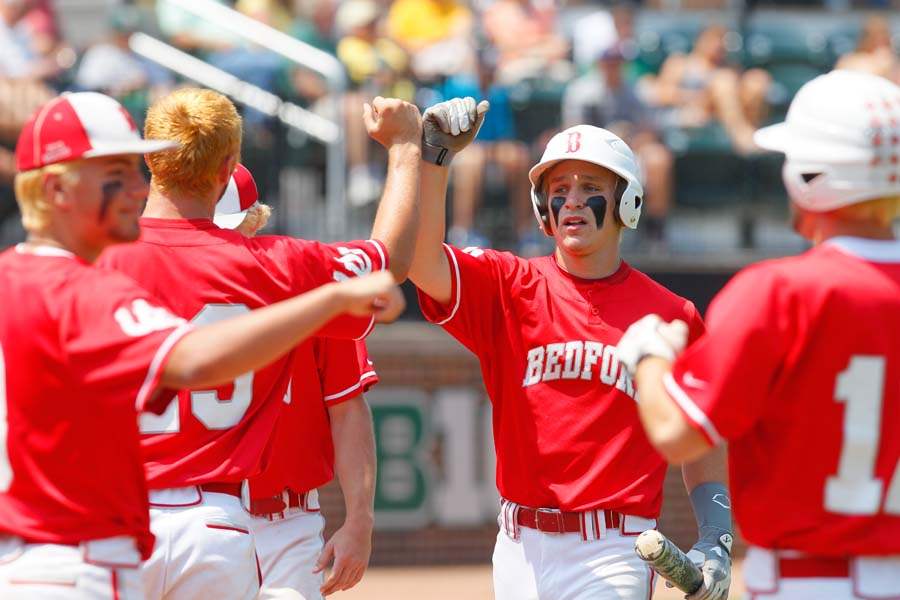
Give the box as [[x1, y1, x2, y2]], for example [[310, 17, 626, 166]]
[[422, 97, 490, 166], [684, 533, 733, 600], [615, 314, 689, 377]]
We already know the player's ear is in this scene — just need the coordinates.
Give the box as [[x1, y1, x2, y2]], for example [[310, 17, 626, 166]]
[[217, 154, 238, 187], [42, 171, 71, 211]]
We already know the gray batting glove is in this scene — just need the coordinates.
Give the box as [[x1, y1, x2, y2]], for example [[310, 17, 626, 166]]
[[421, 97, 490, 166], [683, 533, 732, 600]]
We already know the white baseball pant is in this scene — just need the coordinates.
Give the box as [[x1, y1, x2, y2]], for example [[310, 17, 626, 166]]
[[143, 487, 260, 600], [742, 546, 900, 600], [250, 491, 325, 600], [0, 535, 143, 600], [492, 509, 656, 600]]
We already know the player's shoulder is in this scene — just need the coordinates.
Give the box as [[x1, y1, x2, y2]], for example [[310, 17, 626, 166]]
[[624, 264, 698, 316], [726, 247, 832, 296]]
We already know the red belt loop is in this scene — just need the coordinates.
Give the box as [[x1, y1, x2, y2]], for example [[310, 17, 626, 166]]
[[778, 556, 850, 579]]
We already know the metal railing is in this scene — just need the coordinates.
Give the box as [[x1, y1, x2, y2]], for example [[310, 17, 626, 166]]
[[156, 0, 348, 238]]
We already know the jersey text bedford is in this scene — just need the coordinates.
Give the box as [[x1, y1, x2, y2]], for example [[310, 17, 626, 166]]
[[523, 341, 635, 398]]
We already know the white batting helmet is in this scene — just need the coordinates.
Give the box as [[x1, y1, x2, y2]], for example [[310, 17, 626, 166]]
[[528, 125, 643, 233], [754, 69, 900, 212]]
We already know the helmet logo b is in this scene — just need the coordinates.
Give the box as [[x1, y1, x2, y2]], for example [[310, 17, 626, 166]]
[[566, 132, 581, 153]]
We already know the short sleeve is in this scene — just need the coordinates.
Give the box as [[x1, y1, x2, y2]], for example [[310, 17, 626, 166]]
[[277, 238, 389, 341], [316, 339, 379, 406], [415, 244, 514, 356], [61, 273, 192, 415], [666, 266, 790, 444]]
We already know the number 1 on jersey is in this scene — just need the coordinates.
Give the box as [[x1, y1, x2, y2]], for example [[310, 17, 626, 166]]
[[826, 355, 900, 515]]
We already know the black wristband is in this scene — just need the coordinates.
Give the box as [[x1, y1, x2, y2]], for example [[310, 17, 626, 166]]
[[422, 140, 455, 166]]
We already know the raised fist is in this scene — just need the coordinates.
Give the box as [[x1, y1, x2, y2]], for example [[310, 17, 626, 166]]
[[363, 97, 422, 149], [422, 97, 490, 164]]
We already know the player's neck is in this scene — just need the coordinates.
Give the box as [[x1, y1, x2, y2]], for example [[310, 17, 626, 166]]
[[554, 244, 622, 280], [24, 228, 100, 263], [808, 219, 896, 245], [143, 183, 217, 221]]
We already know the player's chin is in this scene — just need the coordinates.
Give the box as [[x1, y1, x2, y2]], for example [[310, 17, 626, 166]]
[[557, 234, 597, 255], [110, 221, 142, 243]]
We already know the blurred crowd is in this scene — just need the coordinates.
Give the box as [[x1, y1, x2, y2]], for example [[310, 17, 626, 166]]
[[2, 0, 900, 253]]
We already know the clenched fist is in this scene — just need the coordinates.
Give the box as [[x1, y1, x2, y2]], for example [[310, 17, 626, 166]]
[[422, 97, 490, 166], [363, 97, 422, 149]]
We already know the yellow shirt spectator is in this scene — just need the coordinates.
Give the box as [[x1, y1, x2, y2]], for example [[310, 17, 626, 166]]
[[387, 0, 472, 51]]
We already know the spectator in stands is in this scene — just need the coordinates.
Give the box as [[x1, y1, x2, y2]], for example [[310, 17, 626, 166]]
[[646, 24, 770, 154], [439, 48, 532, 252], [570, 1, 637, 73], [0, 0, 67, 81], [836, 15, 900, 83], [0, 0, 59, 186], [387, 0, 474, 82], [481, 0, 570, 84], [75, 7, 174, 102], [563, 45, 672, 242], [337, 0, 414, 205]]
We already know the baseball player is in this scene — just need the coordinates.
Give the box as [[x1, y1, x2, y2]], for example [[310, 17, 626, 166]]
[[215, 167, 380, 599], [0, 92, 402, 600], [616, 69, 900, 600], [408, 98, 733, 599], [95, 89, 421, 600]]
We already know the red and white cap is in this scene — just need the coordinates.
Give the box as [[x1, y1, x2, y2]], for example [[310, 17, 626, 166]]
[[215, 163, 259, 229], [15, 92, 177, 172]]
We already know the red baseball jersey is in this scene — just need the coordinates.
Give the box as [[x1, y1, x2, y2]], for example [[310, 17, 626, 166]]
[[417, 245, 704, 516], [668, 237, 900, 556], [97, 218, 387, 489], [0, 246, 190, 558], [247, 340, 378, 499]]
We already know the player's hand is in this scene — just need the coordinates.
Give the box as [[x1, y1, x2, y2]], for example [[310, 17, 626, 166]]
[[314, 519, 373, 595], [682, 534, 732, 600], [363, 96, 422, 148], [423, 97, 490, 154], [333, 271, 406, 322], [615, 315, 689, 377], [234, 203, 272, 237]]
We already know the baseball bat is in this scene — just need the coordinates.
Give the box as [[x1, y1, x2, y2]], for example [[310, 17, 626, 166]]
[[634, 530, 703, 594]]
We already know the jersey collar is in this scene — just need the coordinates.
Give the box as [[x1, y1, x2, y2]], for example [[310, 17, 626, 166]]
[[551, 256, 632, 287], [15, 243, 76, 259], [825, 236, 900, 263]]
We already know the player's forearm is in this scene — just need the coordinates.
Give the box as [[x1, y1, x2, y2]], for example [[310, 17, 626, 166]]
[[370, 142, 421, 282], [330, 396, 376, 526], [635, 357, 712, 464], [162, 284, 347, 389], [407, 161, 452, 304], [682, 444, 728, 492]]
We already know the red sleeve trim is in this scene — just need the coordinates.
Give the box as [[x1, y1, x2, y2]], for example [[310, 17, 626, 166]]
[[136, 323, 193, 413], [662, 373, 722, 446], [422, 244, 462, 326], [324, 370, 379, 406]]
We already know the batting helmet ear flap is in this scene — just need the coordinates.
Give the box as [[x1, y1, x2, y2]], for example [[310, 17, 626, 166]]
[[530, 179, 554, 237], [615, 175, 642, 229]]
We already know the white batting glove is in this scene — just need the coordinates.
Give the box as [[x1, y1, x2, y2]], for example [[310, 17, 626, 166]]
[[421, 97, 490, 166], [616, 315, 689, 377]]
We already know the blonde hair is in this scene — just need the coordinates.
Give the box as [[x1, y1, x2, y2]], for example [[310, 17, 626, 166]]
[[14, 162, 81, 232], [144, 88, 242, 198]]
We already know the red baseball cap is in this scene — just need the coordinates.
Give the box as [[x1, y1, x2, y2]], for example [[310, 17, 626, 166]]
[[15, 92, 177, 172], [214, 163, 259, 229]]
